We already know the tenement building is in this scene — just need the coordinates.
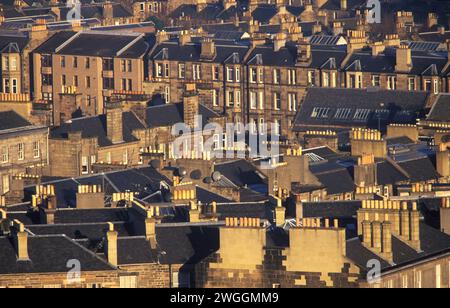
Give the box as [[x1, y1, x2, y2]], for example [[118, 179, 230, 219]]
[[32, 30, 152, 125]]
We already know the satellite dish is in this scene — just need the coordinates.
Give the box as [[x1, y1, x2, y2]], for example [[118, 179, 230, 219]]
[[150, 159, 160, 169], [212, 171, 222, 182], [190, 169, 202, 180], [203, 177, 212, 184]]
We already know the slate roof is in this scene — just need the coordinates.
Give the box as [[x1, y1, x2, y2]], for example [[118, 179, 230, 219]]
[[117, 236, 157, 265], [215, 201, 271, 220], [246, 43, 347, 68], [302, 200, 361, 218], [54, 32, 150, 58], [428, 94, 450, 122], [156, 224, 220, 264], [396, 157, 441, 182], [50, 111, 145, 147], [145, 102, 221, 128], [24, 166, 170, 208], [293, 88, 429, 131], [347, 222, 450, 271], [0, 234, 115, 274], [58, 3, 133, 21], [312, 167, 356, 195], [150, 39, 250, 64], [33, 31, 77, 53], [0, 110, 32, 131], [344, 48, 448, 76], [375, 161, 409, 185], [214, 159, 267, 188]]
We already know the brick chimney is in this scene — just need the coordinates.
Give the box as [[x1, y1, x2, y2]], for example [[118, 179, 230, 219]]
[[106, 102, 123, 144], [183, 84, 199, 129], [105, 222, 118, 266], [436, 144, 449, 178], [395, 44, 412, 73], [354, 153, 377, 187], [12, 220, 29, 261], [440, 198, 450, 235], [200, 38, 216, 60]]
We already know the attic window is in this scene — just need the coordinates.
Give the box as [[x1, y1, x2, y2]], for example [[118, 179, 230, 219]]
[[311, 107, 331, 119], [334, 108, 352, 120], [353, 109, 371, 121]]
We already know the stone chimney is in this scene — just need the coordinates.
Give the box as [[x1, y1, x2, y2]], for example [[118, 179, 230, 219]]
[[361, 212, 393, 262], [12, 220, 29, 261], [183, 84, 199, 129], [273, 32, 287, 52], [39, 195, 57, 224], [200, 38, 216, 60], [179, 30, 191, 46], [156, 30, 170, 44], [440, 198, 450, 235], [274, 196, 286, 226], [386, 124, 419, 142], [332, 21, 344, 35], [106, 102, 123, 144], [346, 30, 367, 53], [351, 128, 387, 158], [248, 19, 260, 34], [105, 222, 118, 266], [371, 41, 386, 56], [102, 1, 114, 19], [436, 144, 449, 178], [354, 153, 377, 187], [341, 0, 347, 10], [76, 185, 105, 209], [145, 209, 157, 249], [400, 202, 410, 240], [427, 13, 438, 29], [384, 34, 401, 47], [395, 44, 412, 73], [296, 38, 311, 65], [189, 201, 201, 223]]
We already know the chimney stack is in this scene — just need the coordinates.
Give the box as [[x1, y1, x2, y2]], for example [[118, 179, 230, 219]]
[[355, 153, 377, 187], [105, 222, 118, 266], [440, 198, 450, 235], [12, 220, 29, 261], [145, 209, 157, 249], [341, 0, 347, 10], [273, 32, 287, 52], [76, 185, 105, 209], [274, 197, 286, 226], [436, 144, 449, 178], [410, 202, 420, 249], [106, 102, 123, 144], [189, 201, 201, 223], [200, 38, 216, 60], [156, 30, 170, 44], [179, 30, 191, 46], [296, 38, 311, 65], [372, 218, 382, 252], [183, 84, 199, 129], [400, 202, 410, 240], [395, 44, 412, 73], [371, 41, 386, 56]]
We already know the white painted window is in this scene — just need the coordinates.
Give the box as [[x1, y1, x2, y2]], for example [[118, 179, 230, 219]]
[[192, 64, 201, 80], [81, 156, 88, 174], [2, 175, 9, 194], [120, 276, 138, 288], [33, 141, 40, 158], [212, 89, 219, 107], [1, 146, 8, 164], [17, 143, 24, 161], [288, 93, 297, 111]]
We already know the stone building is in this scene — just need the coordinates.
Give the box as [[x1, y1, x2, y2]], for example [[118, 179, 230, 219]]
[[32, 30, 152, 126], [48, 103, 148, 177], [0, 110, 48, 201]]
